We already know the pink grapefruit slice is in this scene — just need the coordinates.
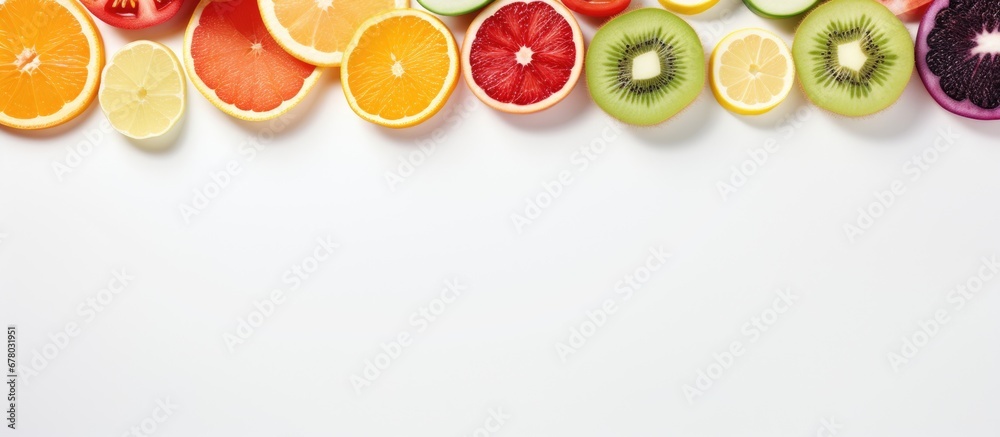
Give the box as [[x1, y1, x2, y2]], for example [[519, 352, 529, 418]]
[[183, 0, 322, 121], [462, 0, 584, 114]]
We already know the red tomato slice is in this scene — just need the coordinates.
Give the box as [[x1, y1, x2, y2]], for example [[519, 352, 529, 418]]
[[877, 0, 932, 19], [81, 0, 184, 29], [560, 0, 630, 18]]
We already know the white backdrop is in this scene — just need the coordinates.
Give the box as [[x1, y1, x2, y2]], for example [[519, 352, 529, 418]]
[[2, 0, 999, 435]]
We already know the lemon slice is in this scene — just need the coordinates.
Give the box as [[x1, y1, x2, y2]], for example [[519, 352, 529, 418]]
[[99, 41, 185, 139], [710, 28, 794, 115], [658, 0, 719, 14]]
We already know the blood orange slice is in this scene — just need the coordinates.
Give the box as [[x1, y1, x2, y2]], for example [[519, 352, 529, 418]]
[[917, 0, 1000, 119], [462, 0, 584, 114], [183, 0, 321, 121]]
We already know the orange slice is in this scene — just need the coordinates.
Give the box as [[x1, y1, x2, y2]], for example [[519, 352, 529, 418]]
[[184, 0, 322, 122], [259, 0, 407, 67], [341, 9, 459, 128], [0, 0, 104, 130]]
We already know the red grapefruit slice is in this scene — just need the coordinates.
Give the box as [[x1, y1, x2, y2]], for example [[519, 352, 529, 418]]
[[462, 0, 584, 114], [183, 0, 322, 121]]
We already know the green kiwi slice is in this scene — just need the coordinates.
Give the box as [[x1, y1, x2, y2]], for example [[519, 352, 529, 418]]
[[417, 0, 494, 16], [793, 0, 914, 117], [585, 8, 705, 126], [743, 0, 819, 18]]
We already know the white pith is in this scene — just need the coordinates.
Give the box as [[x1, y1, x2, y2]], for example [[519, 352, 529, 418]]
[[838, 40, 867, 72], [515, 46, 534, 65], [15, 48, 40, 73], [972, 29, 1000, 56], [391, 54, 404, 77], [632, 51, 661, 81]]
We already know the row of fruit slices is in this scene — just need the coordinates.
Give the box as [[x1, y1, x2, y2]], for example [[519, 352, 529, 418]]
[[0, 0, 994, 140]]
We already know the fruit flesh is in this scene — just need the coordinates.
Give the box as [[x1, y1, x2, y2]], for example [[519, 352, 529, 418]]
[[561, 0, 630, 18], [100, 41, 184, 139], [917, 0, 1000, 120], [187, 0, 317, 116], [81, 0, 183, 29], [417, 0, 493, 15], [711, 28, 794, 115], [342, 10, 459, 127], [658, 0, 719, 15], [466, 0, 580, 108], [878, 0, 932, 16], [793, 0, 914, 117], [259, 0, 403, 66], [0, 0, 103, 129], [585, 8, 705, 126]]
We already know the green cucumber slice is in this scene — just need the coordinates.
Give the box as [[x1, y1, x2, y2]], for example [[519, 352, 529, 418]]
[[417, 0, 495, 16], [743, 0, 819, 18]]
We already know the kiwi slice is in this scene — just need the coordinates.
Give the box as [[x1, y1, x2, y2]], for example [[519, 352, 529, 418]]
[[793, 0, 914, 117], [744, 0, 819, 18], [417, 0, 494, 15], [585, 8, 705, 126]]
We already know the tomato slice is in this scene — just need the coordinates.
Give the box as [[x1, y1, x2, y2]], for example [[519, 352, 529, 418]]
[[81, 0, 184, 29], [560, 0, 630, 18], [877, 0, 932, 19]]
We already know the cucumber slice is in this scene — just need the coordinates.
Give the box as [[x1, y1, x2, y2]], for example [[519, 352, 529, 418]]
[[417, 0, 494, 16], [743, 0, 819, 18]]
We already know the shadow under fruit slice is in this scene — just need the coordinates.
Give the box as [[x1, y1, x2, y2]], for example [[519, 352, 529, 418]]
[[100, 40, 185, 139], [462, 0, 584, 114], [585, 8, 705, 126], [258, 0, 407, 67], [0, 0, 104, 130], [917, 0, 1000, 120], [80, 0, 183, 30], [341, 9, 459, 128], [184, 0, 321, 122], [793, 0, 914, 117]]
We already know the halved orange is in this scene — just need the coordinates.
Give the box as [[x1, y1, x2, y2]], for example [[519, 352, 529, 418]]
[[0, 0, 104, 130], [259, 0, 407, 67], [341, 9, 459, 128], [184, 0, 322, 121]]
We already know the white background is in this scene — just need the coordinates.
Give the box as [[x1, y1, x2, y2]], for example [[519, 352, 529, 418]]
[[2, 0, 1000, 435]]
